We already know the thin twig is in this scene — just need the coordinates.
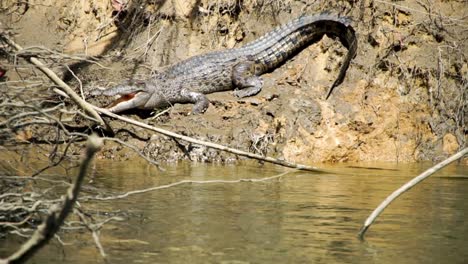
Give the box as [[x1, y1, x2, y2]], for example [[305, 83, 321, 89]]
[[74, 209, 107, 257], [102, 137, 162, 169], [15, 46, 110, 69], [358, 148, 468, 240], [64, 65, 84, 100], [374, 0, 468, 26]]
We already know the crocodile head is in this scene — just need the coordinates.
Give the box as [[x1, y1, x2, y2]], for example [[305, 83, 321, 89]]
[[93, 80, 152, 113]]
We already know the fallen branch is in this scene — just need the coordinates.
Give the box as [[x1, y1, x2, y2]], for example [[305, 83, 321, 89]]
[[1, 135, 103, 264], [358, 147, 468, 240], [93, 106, 332, 174], [0, 32, 112, 133]]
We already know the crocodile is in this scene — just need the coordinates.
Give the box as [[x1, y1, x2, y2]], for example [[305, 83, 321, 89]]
[[92, 12, 357, 114]]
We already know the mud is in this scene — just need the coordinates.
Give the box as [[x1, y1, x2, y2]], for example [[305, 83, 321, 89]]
[[0, 0, 466, 164]]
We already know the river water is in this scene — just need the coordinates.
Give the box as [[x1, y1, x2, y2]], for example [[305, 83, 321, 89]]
[[1, 160, 467, 263]]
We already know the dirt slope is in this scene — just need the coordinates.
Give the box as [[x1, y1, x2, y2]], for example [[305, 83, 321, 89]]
[[0, 0, 466, 164]]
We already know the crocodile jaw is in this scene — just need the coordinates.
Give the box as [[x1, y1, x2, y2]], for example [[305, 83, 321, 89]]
[[107, 91, 151, 113]]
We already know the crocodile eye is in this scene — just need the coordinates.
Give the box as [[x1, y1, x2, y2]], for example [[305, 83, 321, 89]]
[[254, 64, 263, 73]]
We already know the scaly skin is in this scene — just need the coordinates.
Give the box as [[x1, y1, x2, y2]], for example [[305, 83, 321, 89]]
[[92, 12, 357, 114]]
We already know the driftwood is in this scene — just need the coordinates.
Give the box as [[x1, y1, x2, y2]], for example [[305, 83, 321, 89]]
[[358, 148, 468, 240]]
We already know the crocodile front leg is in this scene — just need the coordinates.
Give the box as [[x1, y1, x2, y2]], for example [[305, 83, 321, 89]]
[[180, 89, 210, 114], [232, 60, 265, 98]]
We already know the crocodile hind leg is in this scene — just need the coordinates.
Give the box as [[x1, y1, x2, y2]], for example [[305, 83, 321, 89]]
[[232, 60, 265, 98], [180, 88, 210, 114]]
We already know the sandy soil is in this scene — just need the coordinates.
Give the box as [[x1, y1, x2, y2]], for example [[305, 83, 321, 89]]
[[0, 0, 466, 164]]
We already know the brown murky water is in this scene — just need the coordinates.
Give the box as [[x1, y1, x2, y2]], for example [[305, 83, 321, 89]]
[[1, 160, 467, 263]]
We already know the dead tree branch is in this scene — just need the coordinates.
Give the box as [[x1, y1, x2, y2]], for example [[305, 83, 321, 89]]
[[358, 147, 468, 240], [1, 135, 103, 264], [0, 32, 112, 133]]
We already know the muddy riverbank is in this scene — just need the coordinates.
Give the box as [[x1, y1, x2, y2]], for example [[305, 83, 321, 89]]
[[0, 0, 466, 164]]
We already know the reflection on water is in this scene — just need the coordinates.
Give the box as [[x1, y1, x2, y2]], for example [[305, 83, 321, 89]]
[[1, 160, 467, 263]]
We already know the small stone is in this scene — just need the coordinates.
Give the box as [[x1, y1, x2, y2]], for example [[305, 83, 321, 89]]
[[443, 133, 459, 155], [247, 98, 261, 106], [263, 93, 279, 101]]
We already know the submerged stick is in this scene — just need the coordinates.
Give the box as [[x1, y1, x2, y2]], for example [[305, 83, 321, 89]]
[[1, 135, 103, 264], [93, 106, 331, 173], [83, 171, 291, 201], [0, 32, 112, 133], [358, 148, 468, 240]]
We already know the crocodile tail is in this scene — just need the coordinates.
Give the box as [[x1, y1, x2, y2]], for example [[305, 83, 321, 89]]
[[243, 13, 357, 98], [320, 14, 358, 99], [296, 13, 357, 99]]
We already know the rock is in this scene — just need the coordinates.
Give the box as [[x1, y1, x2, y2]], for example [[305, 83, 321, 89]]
[[442, 133, 459, 155]]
